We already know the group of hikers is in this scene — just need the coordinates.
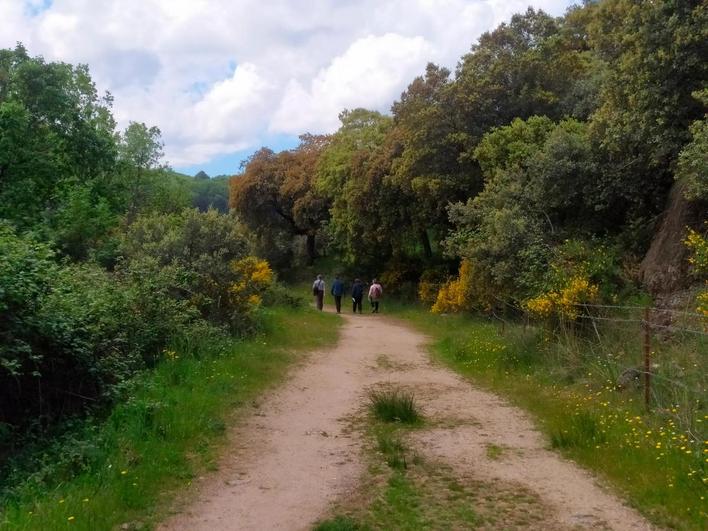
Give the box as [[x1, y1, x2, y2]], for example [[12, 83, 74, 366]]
[[312, 275, 383, 314]]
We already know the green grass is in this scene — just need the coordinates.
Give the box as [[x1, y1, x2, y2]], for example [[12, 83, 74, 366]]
[[368, 388, 421, 424], [376, 431, 409, 470], [322, 421, 481, 531], [0, 306, 339, 531], [390, 304, 708, 530], [485, 443, 504, 460], [313, 515, 367, 531]]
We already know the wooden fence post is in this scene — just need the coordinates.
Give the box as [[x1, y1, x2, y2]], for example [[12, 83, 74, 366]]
[[643, 307, 651, 410]]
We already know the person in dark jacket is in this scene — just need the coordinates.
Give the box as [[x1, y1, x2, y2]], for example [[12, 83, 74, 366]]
[[330, 275, 345, 314], [351, 278, 364, 314]]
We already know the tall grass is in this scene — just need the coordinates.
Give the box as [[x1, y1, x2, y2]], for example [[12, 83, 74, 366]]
[[392, 304, 708, 530], [368, 388, 421, 424], [0, 306, 339, 531]]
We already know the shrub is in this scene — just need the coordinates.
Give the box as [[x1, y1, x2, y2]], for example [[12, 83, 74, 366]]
[[684, 225, 708, 317], [0, 223, 223, 428], [120, 208, 272, 332], [430, 260, 495, 314], [261, 282, 304, 308], [418, 268, 446, 306], [684, 227, 708, 277], [524, 275, 599, 320]]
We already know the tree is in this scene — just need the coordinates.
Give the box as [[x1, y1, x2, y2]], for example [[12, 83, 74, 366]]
[[588, 0, 708, 220], [115, 122, 188, 217], [230, 135, 330, 266], [0, 45, 117, 228], [446, 116, 600, 297], [675, 89, 708, 202], [390, 63, 474, 258], [452, 8, 592, 144], [191, 175, 230, 212]]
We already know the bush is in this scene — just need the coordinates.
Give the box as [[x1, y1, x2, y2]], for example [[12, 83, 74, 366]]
[[430, 260, 496, 314], [262, 282, 304, 308], [0, 223, 224, 428], [120, 208, 272, 332]]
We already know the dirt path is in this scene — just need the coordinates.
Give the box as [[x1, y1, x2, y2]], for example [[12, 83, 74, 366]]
[[160, 312, 654, 531]]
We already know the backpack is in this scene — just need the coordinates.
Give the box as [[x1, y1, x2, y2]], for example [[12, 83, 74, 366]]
[[371, 284, 382, 298]]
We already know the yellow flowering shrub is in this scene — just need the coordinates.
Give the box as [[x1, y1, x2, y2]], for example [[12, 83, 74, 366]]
[[429, 260, 496, 314], [432, 280, 465, 314], [684, 227, 708, 276], [379, 268, 404, 292], [230, 256, 273, 311], [432, 260, 473, 314], [684, 225, 708, 316], [697, 291, 708, 317], [524, 275, 599, 320], [418, 268, 446, 306], [418, 279, 440, 306]]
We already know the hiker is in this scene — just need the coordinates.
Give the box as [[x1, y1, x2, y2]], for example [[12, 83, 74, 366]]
[[331, 275, 345, 314], [368, 279, 383, 313], [351, 278, 364, 314], [312, 274, 325, 311]]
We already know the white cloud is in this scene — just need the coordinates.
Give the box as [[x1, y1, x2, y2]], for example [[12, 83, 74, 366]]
[[271, 33, 432, 134], [0, 0, 575, 169]]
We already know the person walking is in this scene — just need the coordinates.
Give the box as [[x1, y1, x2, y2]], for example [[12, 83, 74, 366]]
[[331, 275, 345, 314], [351, 278, 364, 314], [368, 279, 383, 313], [312, 274, 325, 311]]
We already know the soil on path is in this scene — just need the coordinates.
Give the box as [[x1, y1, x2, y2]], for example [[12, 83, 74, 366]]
[[160, 311, 654, 531]]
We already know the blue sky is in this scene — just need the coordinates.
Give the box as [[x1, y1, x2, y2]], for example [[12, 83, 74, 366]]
[[3, 0, 576, 176], [178, 134, 301, 177]]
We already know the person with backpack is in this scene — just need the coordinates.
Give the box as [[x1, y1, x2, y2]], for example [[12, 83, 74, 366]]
[[351, 278, 364, 314], [330, 275, 345, 314], [368, 279, 383, 313], [312, 274, 325, 311]]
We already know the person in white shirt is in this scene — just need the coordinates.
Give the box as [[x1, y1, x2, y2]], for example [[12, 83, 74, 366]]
[[368, 279, 382, 313], [312, 274, 325, 310]]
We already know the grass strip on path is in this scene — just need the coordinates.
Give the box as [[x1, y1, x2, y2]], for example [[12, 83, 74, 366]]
[[0, 306, 339, 531], [390, 304, 707, 530]]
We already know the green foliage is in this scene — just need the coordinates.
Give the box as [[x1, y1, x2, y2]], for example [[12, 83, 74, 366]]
[[120, 208, 252, 327], [0, 223, 57, 378], [0, 223, 207, 426], [0, 307, 339, 530], [0, 45, 117, 228], [446, 116, 628, 301], [191, 174, 229, 212], [676, 90, 708, 202], [588, 0, 707, 216], [49, 184, 118, 260], [231, 136, 330, 267]]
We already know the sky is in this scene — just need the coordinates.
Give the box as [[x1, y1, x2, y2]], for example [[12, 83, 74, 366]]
[[2, 0, 576, 176]]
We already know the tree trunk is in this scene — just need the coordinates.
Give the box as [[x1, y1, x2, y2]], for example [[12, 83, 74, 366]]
[[639, 180, 703, 295], [419, 229, 433, 260], [306, 233, 316, 265]]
